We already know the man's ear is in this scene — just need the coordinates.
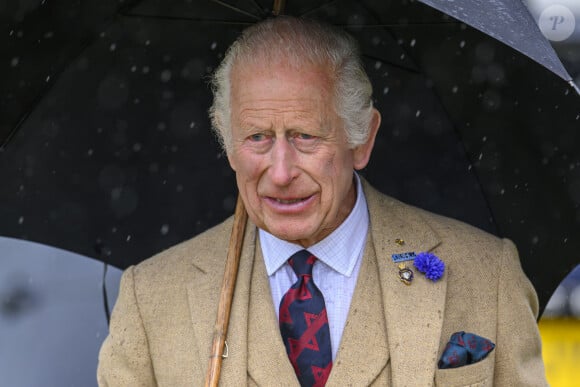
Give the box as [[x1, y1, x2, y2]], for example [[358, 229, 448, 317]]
[[353, 108, 381, 170]]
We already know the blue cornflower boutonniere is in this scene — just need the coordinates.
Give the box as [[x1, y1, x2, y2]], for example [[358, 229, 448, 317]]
[[414, 252, 445, 281]]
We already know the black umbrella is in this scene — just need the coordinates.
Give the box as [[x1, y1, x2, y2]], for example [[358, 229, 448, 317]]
[[1, 0, 579, 313]]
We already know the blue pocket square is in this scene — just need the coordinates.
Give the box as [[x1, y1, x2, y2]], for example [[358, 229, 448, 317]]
[[438, 331, 495, 369]]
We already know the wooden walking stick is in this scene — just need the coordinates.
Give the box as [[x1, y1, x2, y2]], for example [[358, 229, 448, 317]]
[[204, 194, 248, 387]]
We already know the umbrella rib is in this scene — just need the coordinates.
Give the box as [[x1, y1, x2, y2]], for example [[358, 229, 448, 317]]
[[209, 0, 262, 20], [300, 0, 340, 17], [245, 0, 268, 17], [102, 263, 111, 326]]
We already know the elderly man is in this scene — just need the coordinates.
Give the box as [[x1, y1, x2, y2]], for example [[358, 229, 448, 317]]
[[98, 17, 547, 386]]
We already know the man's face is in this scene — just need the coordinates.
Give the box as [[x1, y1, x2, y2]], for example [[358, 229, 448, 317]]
[[227, 60, 379, 247]]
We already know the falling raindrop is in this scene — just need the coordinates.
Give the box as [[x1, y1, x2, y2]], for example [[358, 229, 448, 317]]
[[160, 224, 169, 235], [383, 87, 389, 95], [210, 42, 217, 50], [10, 57, 19, 67], [142, 66, 150, 74], [451, 85, 458, 94], [130, 65, 137, 72], [374, 61, 382, 70], [18, 216, 24, 225], [44, 31, 53, 39], [415, 110, 421, 118], [459, 40, 466, 48], [87, 149, 94, 156], [133, 143, 142, 152], [410, 39, 416, 47], [160, 69, 172, 82], [126, 235, 132, 242], [109, 43, 117, 52], [145, 40, 151, 46], [531, 236, 539, 244], [45, 75, 50, 82]]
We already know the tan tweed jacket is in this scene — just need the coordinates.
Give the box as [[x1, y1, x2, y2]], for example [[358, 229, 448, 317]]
[[98, 181, 547, 386]]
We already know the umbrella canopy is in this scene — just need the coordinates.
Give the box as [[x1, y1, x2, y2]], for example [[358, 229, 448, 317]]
[[1, 0, 579, 312]]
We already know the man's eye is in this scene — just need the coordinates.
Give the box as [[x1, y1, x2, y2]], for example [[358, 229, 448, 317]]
[[249, 133, 266, 142], [296, 133, 315, 140]]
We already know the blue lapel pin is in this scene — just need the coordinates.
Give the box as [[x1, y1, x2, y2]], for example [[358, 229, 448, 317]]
[[392, 251, 416, 263]]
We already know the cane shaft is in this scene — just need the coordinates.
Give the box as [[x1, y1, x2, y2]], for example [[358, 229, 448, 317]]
[[204, 195, 248, 387]]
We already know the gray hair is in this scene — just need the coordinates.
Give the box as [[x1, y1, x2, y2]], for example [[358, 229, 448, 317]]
[[209, 16, 375, 153]]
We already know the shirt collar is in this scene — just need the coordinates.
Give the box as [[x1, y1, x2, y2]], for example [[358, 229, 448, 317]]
[[260, 173, 369, 277]]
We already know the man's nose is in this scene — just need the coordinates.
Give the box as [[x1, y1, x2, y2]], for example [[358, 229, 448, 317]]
[[269, 138, 298, 186]]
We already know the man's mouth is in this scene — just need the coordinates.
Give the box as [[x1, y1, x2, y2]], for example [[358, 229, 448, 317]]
[[262, 194, 315, 212], [274, 197, 308, 204]]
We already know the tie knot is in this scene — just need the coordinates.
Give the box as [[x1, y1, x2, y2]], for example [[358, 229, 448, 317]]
[[288, 250, 316, 276]]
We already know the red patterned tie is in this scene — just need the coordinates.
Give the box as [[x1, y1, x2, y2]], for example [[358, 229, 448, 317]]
[[279, 250, 332, 386]]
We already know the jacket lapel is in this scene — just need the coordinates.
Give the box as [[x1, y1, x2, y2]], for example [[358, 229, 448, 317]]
[[186, 217, 257, 385], [247, 242, 300, 385], [364, 181, 448, 387], [326, 236, 390, 386]]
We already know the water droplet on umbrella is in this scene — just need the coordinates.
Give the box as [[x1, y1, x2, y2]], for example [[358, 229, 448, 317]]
[[160, 224, 169, 235]]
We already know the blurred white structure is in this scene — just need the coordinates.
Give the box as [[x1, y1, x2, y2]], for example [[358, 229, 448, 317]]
[[0, 237, 122, 387]]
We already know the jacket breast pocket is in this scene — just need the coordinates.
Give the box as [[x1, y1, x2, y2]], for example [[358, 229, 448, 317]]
[[434, 350, 495, 387]]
